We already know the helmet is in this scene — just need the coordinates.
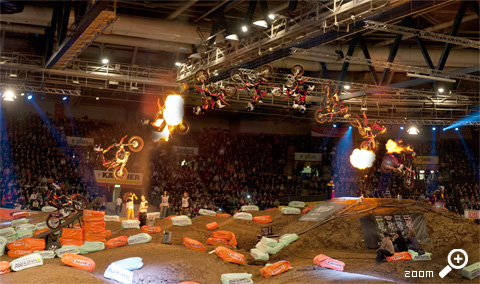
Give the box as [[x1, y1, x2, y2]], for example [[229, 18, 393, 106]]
[[193, 106, 202, 115], [298, 105, 306, 113], [52, 183, 60, 190], [246, 102, 254, 111]]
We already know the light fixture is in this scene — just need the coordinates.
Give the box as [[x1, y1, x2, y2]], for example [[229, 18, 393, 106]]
[[3, 90, 16, 101], [344, 85, 351, 90], [349, 126, 352, 129], [247, 195, 251, 198], [27, 95, 33, 100], [442, 128, 446, 131], [407, 126, 419, 135], [253, 20, 268, 28], [188, 53, 202, 59], [268, 13, 275, 20], [438, 88, 444, 93], [102, 58, 109, 64], [241, 25, 248, 32], [400, 126, 404, 130], [406, 73, 456, 83], [225, 33, 239, 41], [455, 127, 459, 131], [96, 97, 100, 100], [72, 78, 80, 84], [62, 96, 67, 101], [175, 62, 181, 66], [20, 93, 24, 96], [333, 124, 337, 128], [432, 127, 436, 131]]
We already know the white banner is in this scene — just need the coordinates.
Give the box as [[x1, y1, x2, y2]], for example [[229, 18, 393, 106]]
[[173, 146, 198, 155], [66, 136, 94, 146], [465, 210, 480, 219], [94, 170, 143, 186], [294, 152, 322, 161]]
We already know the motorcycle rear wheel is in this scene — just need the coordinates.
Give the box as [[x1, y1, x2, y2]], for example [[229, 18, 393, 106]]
[[113, 166, 128, 181], [175, 120, 190, 135], [315, 109, 329, 124]]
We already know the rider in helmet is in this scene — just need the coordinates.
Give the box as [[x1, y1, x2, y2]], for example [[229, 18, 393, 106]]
[[50, 183, 69, 217]]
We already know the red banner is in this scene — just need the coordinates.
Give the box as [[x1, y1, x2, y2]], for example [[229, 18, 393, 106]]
[[311, 127, 349, 137], [0, 208, 39, 221]]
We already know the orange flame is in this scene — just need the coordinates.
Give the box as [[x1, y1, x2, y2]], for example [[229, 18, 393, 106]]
[[350, 148, 376, 169], [385, 139, 414, 154]]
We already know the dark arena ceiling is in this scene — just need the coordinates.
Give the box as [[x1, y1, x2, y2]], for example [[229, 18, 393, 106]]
[[0, 0, 479, 125]]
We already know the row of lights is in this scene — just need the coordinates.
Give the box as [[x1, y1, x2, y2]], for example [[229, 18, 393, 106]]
[[2, 90, 102, 102]]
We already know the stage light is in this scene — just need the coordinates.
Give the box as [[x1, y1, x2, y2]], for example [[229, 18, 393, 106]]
[[268, 13, 275, 20], [226, 33, 239, 41], [96, 97, 100, 100], [333, 124, 337, 128], [443, 128, 446, 131], [247, 195, 251, 198], [349, 126, 352, 129], [438, 88, 444, 93], [175, 62, 181, 66], [3, 90, 16, 101], [400, 126, 404, 130], [455, 127, 459, 131], [432, 127, 436, 131], [344, 85, 350, 90], [27, 95, 33, 100], [241, 25, 248, 32], [20, 93, 25, 96], [253, 20, 268, 28], [406, 73, 456, 83], [102, 58, 109, 64], [62, 96, 67, 101], [407, 126, 419, 135]]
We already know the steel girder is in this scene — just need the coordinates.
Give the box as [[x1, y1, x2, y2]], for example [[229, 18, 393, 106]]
[[0, 83, 81, 96], [291, 48, 480, 82], [364, 20, 480, 49]]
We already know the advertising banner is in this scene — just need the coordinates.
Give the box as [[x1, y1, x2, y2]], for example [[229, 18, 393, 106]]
[[414, 156, 439, 164], [465, 210, 480, 219], [311, 127, 349, 138], [299, 202, 347, 222], [360, 213, 430, 249], [66, 136, 95, 147], [94, 170, 143, 188], [294, 152, 322, 161], [172, 146, 199, 155]]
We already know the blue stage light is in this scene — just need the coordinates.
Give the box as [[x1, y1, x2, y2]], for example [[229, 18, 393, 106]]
[[400, 126, 404, 130], [333, 124, 337, 128], [27, 95, 33, 100], [432, 127, 436, 131], [349, 126, 352, 129], [62, 96, 67, 101], [455, 128, 459, 131]]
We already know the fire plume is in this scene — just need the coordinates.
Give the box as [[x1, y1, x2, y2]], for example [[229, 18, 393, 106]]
[[350, 148, 375, 169], [164, 95, 184, 126], [385, 139, 413, 154]]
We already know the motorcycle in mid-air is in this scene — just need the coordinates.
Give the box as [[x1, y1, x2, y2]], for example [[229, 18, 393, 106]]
[[381, 153, 416, 189], [94, 135, 144, 181], [193, 70, 230, 115], [315, 83, 350, 123]]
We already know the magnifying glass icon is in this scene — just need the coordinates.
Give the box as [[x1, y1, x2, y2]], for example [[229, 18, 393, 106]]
[[439, 249, 468, 278]]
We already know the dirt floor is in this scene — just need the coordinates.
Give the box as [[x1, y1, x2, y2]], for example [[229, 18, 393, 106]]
[[1, 198, 479, 284]]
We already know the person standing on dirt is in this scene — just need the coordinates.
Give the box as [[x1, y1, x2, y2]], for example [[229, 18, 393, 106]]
[[138, 194, 148, 227], [115, 196, 123, 216], [392, 230, 408, 252], [327, 179, 335, 199], [181, 192, 190, 216], [376, 232, 394, 265], [160, 191, 170, 219], [126, 192, 137, 219]]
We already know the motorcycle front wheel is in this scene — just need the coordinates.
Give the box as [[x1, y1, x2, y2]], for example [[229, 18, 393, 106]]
[[224, 84, 237, 97], [291, 64, 304, 77], [360, 141, 371, 151], [230, 69, 244, 83], [113, 166, 128, 181], [128, 136, 144, 152], [260, 64, 274, 78], [381, 161, 393, 173], [404, 175, 414, 189], [72, 195, 88, 211], [46, 214, 62, 229], [194, 70, 209, 84], [175, 120, 190, 135], [315, 109, 329, 124]]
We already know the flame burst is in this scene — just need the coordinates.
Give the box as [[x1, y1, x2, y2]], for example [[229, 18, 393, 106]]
[[164, 95, 184, 126], [385, 139, 413, 154], [350, 148, 376, 169]]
